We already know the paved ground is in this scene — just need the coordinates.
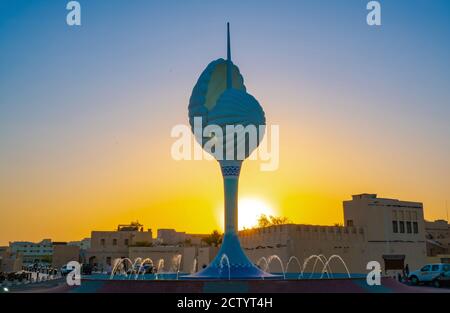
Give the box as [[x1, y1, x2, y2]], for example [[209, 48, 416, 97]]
[[6, 277, 450, 293]]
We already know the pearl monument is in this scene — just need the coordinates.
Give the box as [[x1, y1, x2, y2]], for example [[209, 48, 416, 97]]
[[186, 23, 274, 279]]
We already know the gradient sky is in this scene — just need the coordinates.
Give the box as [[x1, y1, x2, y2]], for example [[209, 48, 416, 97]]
[[1, 0, 449, 245]]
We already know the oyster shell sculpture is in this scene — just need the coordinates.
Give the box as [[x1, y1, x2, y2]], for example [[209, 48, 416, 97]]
[[188, 33, 265, 162]]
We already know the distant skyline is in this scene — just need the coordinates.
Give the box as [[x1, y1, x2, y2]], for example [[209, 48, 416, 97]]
[[1, 0, 450, 245]]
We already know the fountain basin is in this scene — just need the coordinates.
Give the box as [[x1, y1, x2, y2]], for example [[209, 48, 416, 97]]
[[58, 276, 419, 293]]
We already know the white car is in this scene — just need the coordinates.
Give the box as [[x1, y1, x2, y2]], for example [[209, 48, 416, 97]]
[[408, 263, 450, 285]]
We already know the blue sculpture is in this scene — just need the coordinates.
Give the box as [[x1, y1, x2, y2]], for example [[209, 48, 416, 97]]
[[186, 23, 274, 279]]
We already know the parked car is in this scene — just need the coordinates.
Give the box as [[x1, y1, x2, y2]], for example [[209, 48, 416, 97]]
[[431, 269, 450, 288], [408, 263, 450, 285], [60, 263, 76, 276]]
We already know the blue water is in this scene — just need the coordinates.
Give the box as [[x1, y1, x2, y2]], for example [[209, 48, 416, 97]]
[[85, 272, 365, 281]]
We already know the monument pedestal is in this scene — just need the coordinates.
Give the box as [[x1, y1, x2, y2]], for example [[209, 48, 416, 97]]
[[184, 162, 276, 279]]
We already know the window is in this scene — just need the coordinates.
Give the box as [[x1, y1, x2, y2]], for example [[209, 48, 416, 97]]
[[347, 220, 353, 227], [113, 239, 117, 246], [406, 222, 412, 234], [431, 265, 440, 271], [124, 239, 129, 246], [443, 264, 450, 272], [421, 265, 430, 272], [100, 239, 105, 246], [392, 221, 398, 233], [413, 222, 418, 234], [399, 221, 405, 233]]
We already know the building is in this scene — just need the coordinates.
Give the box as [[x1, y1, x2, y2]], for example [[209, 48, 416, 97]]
[[68, 238, 91, 264], [52, 243, 81, 268], [9, 239, 53, 265], [85, 222, 153, 271], [0, 246, 23, 272], [424, 219, 449, 263], [240, 194, 427, 275], [68, 238, 91, 251], [157, 229, 207, 246]]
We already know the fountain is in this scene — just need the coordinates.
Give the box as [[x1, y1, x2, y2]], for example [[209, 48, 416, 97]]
[[299, 255, 329, 279], [264, 255, 286, 279], [128, 257, 142, 278], [91, 24, 357, 288], [191, 258, 198, 274], [110, 258, 133, 279], [285, 256, 302, 274], [256, 257, 268, 270], [320, 255, 351, 279], [135, 258, 153, 280], [172, 254, 182, 280], [219, 254, 231, 280]]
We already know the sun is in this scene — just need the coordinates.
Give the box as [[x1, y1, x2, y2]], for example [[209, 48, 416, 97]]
[[238, 198, 275, 230]]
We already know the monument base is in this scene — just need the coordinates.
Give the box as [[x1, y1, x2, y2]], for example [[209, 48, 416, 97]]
[[183, 233, 279, 280]]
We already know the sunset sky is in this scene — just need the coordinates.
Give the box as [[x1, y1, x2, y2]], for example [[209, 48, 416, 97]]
[[1, 0, 449, 245]]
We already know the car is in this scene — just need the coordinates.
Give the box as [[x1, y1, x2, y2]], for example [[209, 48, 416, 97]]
[[408, 263, 450, 285], [60, 264, 77, 276], [431, 270, 450, 288]]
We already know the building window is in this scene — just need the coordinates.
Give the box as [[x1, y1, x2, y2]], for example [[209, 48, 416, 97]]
[[124, 239, 129, 246], [100, 239, 105, 246], [347, 220, 354, 227], [399, 221, 405, 233], [113, 239, 117, 246], [406, 222, 412, 234], [392, 221, 398, 233], [413, 222, 418, 234]]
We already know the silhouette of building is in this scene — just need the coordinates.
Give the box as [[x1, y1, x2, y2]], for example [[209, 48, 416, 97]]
[[240, 194, 427, 275]]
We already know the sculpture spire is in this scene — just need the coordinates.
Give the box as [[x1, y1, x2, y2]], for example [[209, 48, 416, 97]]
[[226, 22, 232, 89]]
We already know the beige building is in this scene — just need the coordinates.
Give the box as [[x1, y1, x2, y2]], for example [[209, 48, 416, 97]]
[[9, 239, 53, 265], [86, 223, 217, 273], [52, 243, 81, 268], [85, 222, 153, 271], [425, 219, 449, 240], [0, 247, 23, 273], [83, 194, 436, 276], [240, 194, 427, 275], [424, 219, 449, 262], [157, 229, 207, 246], [128, 245, 218, 273]]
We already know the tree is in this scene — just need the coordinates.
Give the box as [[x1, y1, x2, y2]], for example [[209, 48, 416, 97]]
[[269, 215, 290, 225], [201, 230, 223, 247], [257, 214, 291, 228], [257, 214, 271, 227]]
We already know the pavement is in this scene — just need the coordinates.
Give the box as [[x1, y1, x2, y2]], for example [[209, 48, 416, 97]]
[[5, 277, 450, 293]]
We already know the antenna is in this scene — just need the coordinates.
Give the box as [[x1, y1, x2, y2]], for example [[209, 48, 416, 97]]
[[446, 200, 448, 223], [226, 22, 232, 89]]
